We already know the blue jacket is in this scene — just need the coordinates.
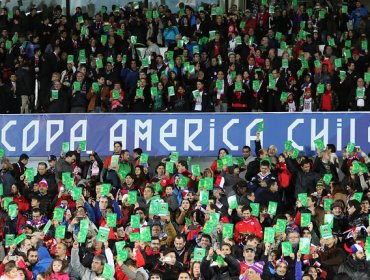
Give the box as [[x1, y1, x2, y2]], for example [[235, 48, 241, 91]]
[[32, 247, 53, 279], [350, 7, 368, 28], [163, 26, 179, 41]]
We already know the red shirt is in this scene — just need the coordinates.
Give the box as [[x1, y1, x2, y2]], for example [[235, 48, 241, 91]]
[[321, 91, 332, 111]]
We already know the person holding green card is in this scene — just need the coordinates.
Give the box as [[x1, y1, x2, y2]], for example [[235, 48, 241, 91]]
[[87, 75, 109, 113]]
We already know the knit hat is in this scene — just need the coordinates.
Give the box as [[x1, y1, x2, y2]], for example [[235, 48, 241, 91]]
[[250, 261, 265, 275], [39, 179, 48, 188], [316, 179, 325, 189]]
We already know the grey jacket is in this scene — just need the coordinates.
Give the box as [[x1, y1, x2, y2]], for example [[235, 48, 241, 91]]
[[71, 248, 100, 280], [55, 158, 74, 182], [120, 264, 148, 280], [338, 255, 370, 280]]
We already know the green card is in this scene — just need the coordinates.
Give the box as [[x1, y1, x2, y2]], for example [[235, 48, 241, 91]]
[[192, 45, 199, 54], [117, 249, 129, 262], [267, 201, 278, 215], [5, 40, 12, 50], [347, 142, 355, 154], [101, 184, 110, 196], [78, 140, 86, 151], [102, 264, 114, 279], [323, 174, 333, 185], [106, 213, 117, 227], [140, 227, 151, 242], [314, 138, 325, 151], [298, 193, 308, 207], [356, 88, 365, 98], [235, 81, 242, 91], [209, 212, 220, 226], [0, 148, 4, 158], [282, 58, 289, 69], [127, 191, 137, 204], [280, 41, 287, 50], [362, 40, 368, 51], [96, 226, 110, 242], [51, 89, 59, 99], [191, 164, 201, 176], [5, 234, 14, 248], [151, 87, 158, 97], [250, 203, 260, 217], [280, 92, 288, 103], [365, 72, 370, 82], [320, 224, 333, 239], [209, 30, 216, 40], [67, 55, 74, 64], [282, 241, 293, 256], [299, 237, 310, 254], [73, 81, 81, 91], [345, 40, 352, 48], [216, 80, 223, 90], [115, 240, 126, 253], [135, 88, 143, 98], [284, 140, 293, 152], [264, 227, 275, 244], [151, 73, 159, 83], [53, 208, 64, 222], [269, 77, 276, 89], [236, 157, 244, 167], [177, 39, 184, 49], [319, 10, 325, 20], [153, 10, 159, 19], [0, 183, 3, 196], [253, 80, 260, 91], [14, 233, 27, 245], [55, 225, 66, 239], [342, 5, 348, 13], [168, 86, 175, 97], [239, 21, 246, 29], [228, 195, 238, 209], [8, 204, 17, 218], [131, 215, 140, 228], [146, 10, 152, 18], [217, 160, 223, 171], [314, 60, 321, 69], [301, 60, 309, 69], [24, 168, 35, 181], [129, 232, 140, 242], [353, 192, 363, 202], [222, 154, 233, 166], [96, 58, 103, 69], [165, 161, 174, 173], [344, 49, 351, 58], [200, 191, 209, 205], [167, 51, 174, 61], [275, 32, 282, 41], [112, 89, 119, 100], [194, 248, 206, 261], [62, 172, 71, 184], [324, 214, 334, 228], [275, 219, 287, 233], [340, 71, 346, 80], [159, 202, 169, 215], [42, 220, 52, 235], [222, 223, 234, 239], [335, 58, 342, 68], [3, 197, 12, 210], [149, 201, 160, 215], [192, 90, 201, 99], [201, 177, 212, 190], [324, 198, 333, 211], [292, 148, 300, 160], [140, 153, 149, 164], [301, 213, 311, 227], [178, 176, 189, 188], [71, 187, 82, 201], [317, 84, 325, 94], [100, 35, 107, 44], [77, 228, 88, 243]]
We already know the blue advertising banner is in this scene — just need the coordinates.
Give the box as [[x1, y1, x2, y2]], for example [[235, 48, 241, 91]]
[[0, 113, 366, 157]]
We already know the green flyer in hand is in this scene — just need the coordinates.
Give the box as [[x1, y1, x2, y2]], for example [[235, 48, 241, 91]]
[[324, 214, 334, 228], [5, 234, 14, 248], [62, 142, 70, 153], [250, 203, 260, 217], [0, 183, 3, 196], [222, 223, 234, 239], [221, 154, 233, 166], [117, 249, 129, 262], [204, 177, 213, 190], [24, 168, 35, 181], [236, 157, 244, 167], [299, 238, 310, 254], [178, 176, 189, 188], [300, 213, 311, 227], [96, 227, 110, 242], [282, 241, 293, 256], [258, 121, 264, 132], [353, 192, 363, 202], [140, 227, 152, 242], [131, 215, 140, 228], [191, 165, 201, 176], [165, 161, 174, 173], [62, 172, 71, 184], [267, 201, 278, 216], [324, 198, 333, 211], [200, 191, 209, 205], [73, 81, 81, 91], [292, 148, 300, 159], [194, 248, 206, 261], [115, 240, 126, 253], [275, 219, 287, 233], [77, 228, 88, 243], [323, 174, 332, 185], [127, 191, 137, 204], [159, 203, 169, 215], [140, 153, 149, 164], [51, 90, 59, 99], [347, 142, 355, 154], [320, 224, 333, 239], [101, 184, 110, 196], [298, 193, 308, 207], [55, 225, 66, 239], [3, 197, 13, 210], [53, 208, 64, 222], [78, 140, 86, 151], [102, 264, 114, 279], [284, 140, 293, 152], [264, 227, 275, 244], [43, 220, 52, 234], [106, 213, 117, 227], [71, 187, 82, 201], [0, 148, 4, 158], [14, 233, 27, 245], [227, 195, 238, 209], [129, 232, 140, 242]]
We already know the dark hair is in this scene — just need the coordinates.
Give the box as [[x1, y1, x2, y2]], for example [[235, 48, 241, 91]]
[[326, 144, 336, 153], [200, 234, 212, 243], [178, 160, 188, 170], [19, 153, 29, 161], [348, 199, 361, 215], [27, 248, 38, 256], [65, 151, 74, 158], [241, 205, 252, 213], [38, 162, 48, 168], [242, 145, 251, 151], [114, 141, 122, 147], [217, 148, 229, 159], [133, 148, 143, 155]]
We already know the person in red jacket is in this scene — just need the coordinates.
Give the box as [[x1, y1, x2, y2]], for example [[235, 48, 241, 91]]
[[10, 183, 30, 213], [233, 205, 263, 244]]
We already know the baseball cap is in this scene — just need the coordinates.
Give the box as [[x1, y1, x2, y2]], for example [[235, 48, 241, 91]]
[[48, 155, 57, 162]]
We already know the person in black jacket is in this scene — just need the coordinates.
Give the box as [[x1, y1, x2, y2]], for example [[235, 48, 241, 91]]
[[192, 80, 213, 112], [12, 153, 29, 183], [70, 71, 89, 113], [200, 245, 240, 280], [48, 80, 70, 113], [16, 60, 34, 113]]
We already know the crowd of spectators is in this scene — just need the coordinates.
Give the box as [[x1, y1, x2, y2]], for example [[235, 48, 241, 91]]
[[0, 0, 369, 113], [0, 134, 369, 280]]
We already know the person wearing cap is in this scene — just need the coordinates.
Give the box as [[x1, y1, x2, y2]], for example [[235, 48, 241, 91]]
[[338, 243, 370, 278], [47, 155, 57, 174]]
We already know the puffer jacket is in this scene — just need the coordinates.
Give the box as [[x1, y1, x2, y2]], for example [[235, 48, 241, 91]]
[[200, 255, 240, 280], [338, 255, 370, 280]]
